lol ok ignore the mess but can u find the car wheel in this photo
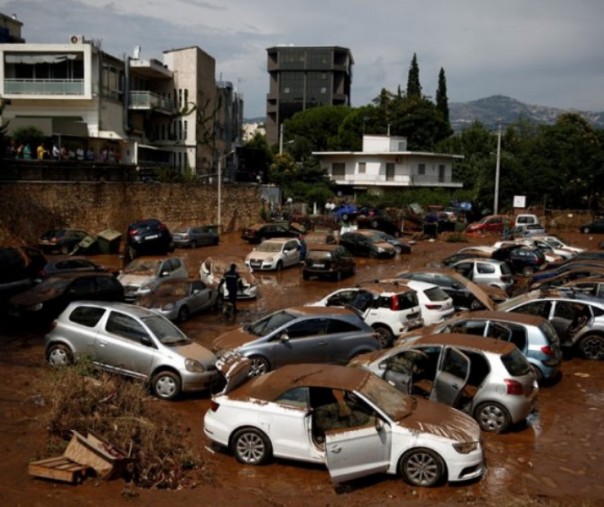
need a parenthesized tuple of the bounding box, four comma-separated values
(248, 356, 270, 377)
(60, 244, 70, 255)
(399, 448, 445, 487)
(522, 266, 534, 277)
(578, 334, 604, 360)
(47, 343, 72, 366)
(152, 370, 181, 400)
(276, 260, 283, 271)
(582, 227, 591, 234)
(532, 364, 544, 384)
(231, 428, 272, 466)
(178, 305, 190, 322)
(475, 402, 511, 433)
(373, 325, 394, 348)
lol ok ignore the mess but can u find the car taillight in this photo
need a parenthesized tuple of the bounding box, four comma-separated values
(159, 223, 167, 231)
(425, 304, 441, 310)
(504, 379, 524, 395)
(540, 345, 555, 356)
(128, 229, 138, 237)
(390, 295, 399, 311)
(210, 400, 220, 412)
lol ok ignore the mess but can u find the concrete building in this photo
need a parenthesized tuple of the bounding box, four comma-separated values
(313, 134, 463, 198)
(265, 45, 353, 146)
(0, 20, 242, 177)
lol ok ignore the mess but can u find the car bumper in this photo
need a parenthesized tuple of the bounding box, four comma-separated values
(247, 260, 277, 271)
(203, 409, 231, 447)
(445, 448, 485, 483)
(181, 369, 219, 393)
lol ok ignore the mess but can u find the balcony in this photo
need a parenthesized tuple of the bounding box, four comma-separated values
(4, 78, 84, 96)
(129, 91, 174, 114)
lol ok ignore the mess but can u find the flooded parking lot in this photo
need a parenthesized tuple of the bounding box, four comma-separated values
(0, 231, 602, 506)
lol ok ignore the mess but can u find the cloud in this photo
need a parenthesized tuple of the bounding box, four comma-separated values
(3, 0, 604, 117)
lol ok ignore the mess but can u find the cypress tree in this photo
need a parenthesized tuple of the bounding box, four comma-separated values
(436, 67, 450, 123)
(406, 53, 422, 98)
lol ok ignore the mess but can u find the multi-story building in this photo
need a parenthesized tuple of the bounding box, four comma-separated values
(0, 19, 242, 177)
(313, 134, 463, 198)
(265, 45, 353, 146)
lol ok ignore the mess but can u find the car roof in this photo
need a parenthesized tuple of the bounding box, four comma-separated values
(455, 310, 546, 326)
(233, 363, 371, 402)
(47, 271, 115, 281)
(286, 305, 358, 317)
(64, 300, 154, 316)
(306, 243, 342, 252)
(452, 257, 506, 265)
(408, 332, 516, 355)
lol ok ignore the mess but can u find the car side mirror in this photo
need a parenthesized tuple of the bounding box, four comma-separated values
(451, 283, 460, 289)
(279, 332, 290, 342)
(140, 335, 152, 347)
(378, 360, 387, 370)
(375, 417, 385, 432)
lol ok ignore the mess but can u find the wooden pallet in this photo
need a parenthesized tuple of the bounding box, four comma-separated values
(28, 456, 90, 484)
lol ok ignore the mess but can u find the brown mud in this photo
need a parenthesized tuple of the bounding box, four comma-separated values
(1, 231, 603, 506)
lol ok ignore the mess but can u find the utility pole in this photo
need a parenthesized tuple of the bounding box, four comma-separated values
(494, 122, 502, 215)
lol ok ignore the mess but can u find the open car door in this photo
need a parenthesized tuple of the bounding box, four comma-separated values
(325, 416, 391, 483)
(381, 349, 427, 393)
(429, 347, 470, 408)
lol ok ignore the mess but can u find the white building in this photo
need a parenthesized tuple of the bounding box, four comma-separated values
(313, 134, 463, 197)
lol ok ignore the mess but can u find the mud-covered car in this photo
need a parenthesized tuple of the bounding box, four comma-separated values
(172, 226, 219, 248)
(245, 238, 301, 271)
(302, 244, 356, 281)
(351, 333, 538, 433)
(241, 223, 302, 244)
(126, 218, 173, 258)
(118, 256, 188, 302)
(204, 359, 484, 487)
(0, 246, 46, 307)
(211, 306, 381, 376)
(136, 278, 219, 321)
(339, 230, 397, 258)
(200, 256, 258, 300)
(44, 301, 218, 400)
(37, 228, 89, 255)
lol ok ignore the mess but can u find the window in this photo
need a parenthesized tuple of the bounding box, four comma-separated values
(438, 165, 445, 182)
(106, 312, 148, 343)
(477, 263, 495, 274)
(276, 387, 310, 408)
(386, 163, 395, 181)
(418, 163, 426, 175)
(332, 162, 345, 178)
(325, 319, 363, 333)
(69, 306, 105, 328)
(70, 277, 95, 296)
(450, 320, 487, 336)
(285, 319, 326, 339)
(358, 162, 366, 174)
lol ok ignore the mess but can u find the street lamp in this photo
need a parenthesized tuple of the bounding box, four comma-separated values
(217, 150, 236, 232)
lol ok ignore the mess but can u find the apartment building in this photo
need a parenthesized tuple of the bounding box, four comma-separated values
(0, 19, 242, 177)
(265, 45, 353, 146)
(313, 135, 463, 197)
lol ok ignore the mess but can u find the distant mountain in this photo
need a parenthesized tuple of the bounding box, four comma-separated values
(449, 94, 604, 131)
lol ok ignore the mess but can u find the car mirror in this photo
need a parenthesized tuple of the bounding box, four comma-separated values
(374, 417, 385, 432)
(452, 283, 460, 289)
(378, 360, 388, 370)
(279, 332, 290, 342)
(140, 335, 152, 347)
(160, 271, 169, 277)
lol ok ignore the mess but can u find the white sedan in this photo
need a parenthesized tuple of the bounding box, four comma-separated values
(204, 359, 484, 487)
(245, 238, 301, 271)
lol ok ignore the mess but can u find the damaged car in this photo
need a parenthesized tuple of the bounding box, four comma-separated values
(200, 256, 258, 300)
(350, 333, 538, 433)
(204, 358, 484, 487)
(118, 256, 188, 302)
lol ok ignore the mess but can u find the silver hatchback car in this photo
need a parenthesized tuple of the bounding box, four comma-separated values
(44, 301, 218, 400)
(350, 333, 538, 433)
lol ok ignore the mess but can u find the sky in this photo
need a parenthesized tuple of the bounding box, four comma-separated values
(2, 0, 604, 118)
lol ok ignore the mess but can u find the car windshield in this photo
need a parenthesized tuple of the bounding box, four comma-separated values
(246, 310, 298, 336)
(156, 283, 189, 297)
(32, 277, 72, 292)
(173, 228, 191, 234)
(256, 242, 283, 253)
(501, 348, 532, 376)
(307, 250, 333, 261)
(142, 315, 191, 345)
(358, 374, 414, 420)
(123, 258, 161, 274)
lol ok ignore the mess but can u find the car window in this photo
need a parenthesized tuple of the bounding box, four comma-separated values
(96, 276, 119, 291)
(554, 301, 586, 320)
(501, 348, 532, 376)
(424, 286, 450, 302)
(450, 320, 487, 336)
(325, 318, 364, 333)
(477, 263, 496, 274)
(70, 277, 96, 295)
(504, 324, 528, 350)
(441, 347, 469, 378)
(142, 314, 190, 345)
(247, 310, 297, 336)
(396, 291, 419, 310)
(514, 301, 551, 318)
(69, 305, 105, 327)
(285, 318, 327, 339)
(106, 311, 149, 343)
(326, 290, 357, 306)
(275, 387, 309, 408)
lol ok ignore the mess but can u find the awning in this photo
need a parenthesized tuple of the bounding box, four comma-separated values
(7, 116, 88, 137)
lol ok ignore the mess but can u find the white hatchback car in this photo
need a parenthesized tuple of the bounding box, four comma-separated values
(449, 258, 514, 292)
(245, 238, 301, 271)
(307, 281, 424, 347)
(204, 359, 484, 487)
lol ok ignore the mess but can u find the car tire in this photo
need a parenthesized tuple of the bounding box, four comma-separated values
(399, 448, 445, 487)
(276, 260, 283, 271)
(47, 343, 72, 366)
(475, 402, 511, 433)
(248, 356, 270, 376)
(231, 427, 272, 466)
(178, 305, 190, 322)
(373, 325, 394, 348)
(577, 334, 604, 360)
(152, 370, 181, 400)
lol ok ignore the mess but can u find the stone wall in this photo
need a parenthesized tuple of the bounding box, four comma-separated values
(0, 181, 263, 245)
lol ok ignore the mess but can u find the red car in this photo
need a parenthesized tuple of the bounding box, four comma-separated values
(466, 215, 506, 234)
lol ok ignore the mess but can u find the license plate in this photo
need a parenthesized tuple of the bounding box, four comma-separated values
(313, 263, 325, 268)
(145, 234, 159, 240)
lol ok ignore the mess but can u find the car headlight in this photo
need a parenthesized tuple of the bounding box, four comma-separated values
(453, 441, 479, 454)
(376, 247, 385, 253)
(162, 303, 175, 311)
(185, 358, 205, 373)
(29, 303, 44, 312)
(266, 257, 274, 263)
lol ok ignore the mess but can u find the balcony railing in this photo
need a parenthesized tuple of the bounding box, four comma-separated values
(129, 91, 173, 113)
(4, 78, 85, 96)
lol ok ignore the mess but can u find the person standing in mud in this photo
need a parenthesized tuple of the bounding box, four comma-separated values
(218, 263, 242, 315)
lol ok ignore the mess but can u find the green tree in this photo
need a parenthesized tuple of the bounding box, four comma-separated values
(406, 53, 422, 98)
(12, 126, 45, 152)
(435, 68, 449, 124)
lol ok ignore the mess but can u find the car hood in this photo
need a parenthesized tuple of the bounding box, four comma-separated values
(174, 341, 217, 367)
(10, 286, 59, 305)
(212, 328, 256, 352)
(117, 273, 154, 287)
(137, 293, 182, 307)
(398, 397, 481, 441)
(247, 250, 280, 261)
(375, 241, 395, 251)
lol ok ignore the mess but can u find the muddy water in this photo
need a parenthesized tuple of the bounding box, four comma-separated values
(1, 232, 602, 506)
(172, 233, 604, 505)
